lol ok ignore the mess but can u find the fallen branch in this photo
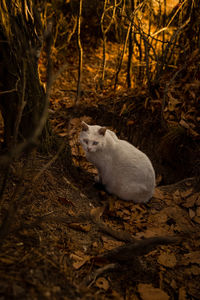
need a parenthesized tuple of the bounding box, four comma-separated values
(96, 235, 181, 264)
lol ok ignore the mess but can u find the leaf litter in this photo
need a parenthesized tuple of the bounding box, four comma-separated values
(1, 32, 200, 300)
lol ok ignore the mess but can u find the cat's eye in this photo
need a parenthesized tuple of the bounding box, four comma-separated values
(83, 139, 88, 144)
(93, 141, 99, 145)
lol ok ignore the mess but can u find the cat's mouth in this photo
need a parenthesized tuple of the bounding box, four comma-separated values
(87, 148, 96, 153)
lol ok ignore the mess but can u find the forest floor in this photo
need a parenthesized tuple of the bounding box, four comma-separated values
(0, 42, 200, 300)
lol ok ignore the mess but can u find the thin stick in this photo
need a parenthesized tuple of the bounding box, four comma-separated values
(76, 0, 83, 104)
(13, 60, 27, 146)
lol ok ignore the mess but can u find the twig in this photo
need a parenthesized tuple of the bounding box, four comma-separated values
(76, 0, 83, 104)
(11, 213, 90, 235)
(0, 78, 19, 95)
(127, 0, 134, 88)
(32, 141, 65, 183)
(114, 20, 132, 90)
(100, 0, 117, 89)
(13, 60, 27, 146)
(155, 9, 192, 82)
(81, 263, 118, 287)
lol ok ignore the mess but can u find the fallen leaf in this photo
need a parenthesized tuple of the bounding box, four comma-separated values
(69, 223, 91, 232)
(58, 131, 68, 137)
(102, 236, 124, 250)
(182, 193, 198, 208)
(193, 216, 200, 224)
(120, 103, 127, 115)
(196, 195, 200, 206)
(111, 290, 124, 300)
(181, 251, 200, 265)
(180, 189, 193, 198)
(188, 208, 195, 219)
(127, 120, 135, 126)
(189, 127, 199, 138)
(90, 206, 105, 222)
(170, 279, 177, 289)
(70, 251, 90, 269)
(179, 119, 190, 129)
(149, 212, 168, 224)
(138, 283, 169, 300)
(196, 207, 200, 216)
(172, 190, 181, 204)
(178, 287, 187, 300)
(96, 277, 109, 291)
(157, 252, 177, 268)
(185, 265, 200, 276)
(57, 197, 75, 206)
(153, 188, 165, 200)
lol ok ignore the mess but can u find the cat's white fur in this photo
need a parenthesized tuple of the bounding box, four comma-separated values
(79, 122, 155, 203)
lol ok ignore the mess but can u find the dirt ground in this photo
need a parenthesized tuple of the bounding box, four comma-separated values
(0, 121, 200, 300)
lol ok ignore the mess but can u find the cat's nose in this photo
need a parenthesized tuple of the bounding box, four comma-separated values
(87, 147, 92, 152)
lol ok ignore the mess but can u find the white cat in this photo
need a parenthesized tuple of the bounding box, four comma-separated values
(79, 122, 155, 203)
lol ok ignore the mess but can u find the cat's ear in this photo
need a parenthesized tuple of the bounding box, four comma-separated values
(98, 127, 107, 136)
(81, 121, 89, 131)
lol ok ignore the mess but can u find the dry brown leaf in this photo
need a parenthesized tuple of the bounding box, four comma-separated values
(188, 208, 195, 219)
(153, 188, 165, 200)
(178, 287, 187, 300)
(90, 206, 105, 222)
(170, 279, 177, 289)
(189, 127, 199, 137)
(185, 265, 200, 276)
(180, 189, 193, 199)
(136, 228, 168, 239)
(70, 251, 90, 269)
(160, 206, 194, 232)
(96, 277, 109, 291)
(58, 131, 68, 137)
(92, 241, 98, 248)
(196, 195, 200, 206)
(157, 252, 177, 268)
(172, 190, 181, 204)
(181, 251, 200, 265)
(182, 193, 198, 208)
(120, 103, 127, 116)
(179, 119, 190, 129)
(149, 212, 168, 224)
(193, 216, 200, 224)
(138, 283, 169, 300)
(101, 236, 124, 250)
(196, 207, 200, 216)
(69, 223, 91, 232)
(127, 120, 135, 126)
(111, 290, 125, 300)
(167, 93, 181, 112)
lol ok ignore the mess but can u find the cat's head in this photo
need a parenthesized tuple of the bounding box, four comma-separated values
(79, 121, 107, 153)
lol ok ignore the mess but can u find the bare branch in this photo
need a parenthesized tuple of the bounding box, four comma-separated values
(0, 21, 53, 167)
(0, 78, 19, 95)
(13, 60, 27, 146)
(76, 0, 83, 104)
